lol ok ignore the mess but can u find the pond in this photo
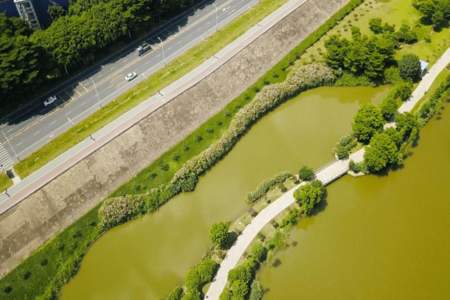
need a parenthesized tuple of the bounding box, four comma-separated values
(60, 86, 388, 300)
(258, 97, 450, 299)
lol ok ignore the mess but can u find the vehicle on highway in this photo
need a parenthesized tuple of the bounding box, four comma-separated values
(125, 72, 138, 81)
(137, 42, 152, 56)
(43, 95, 58, 107)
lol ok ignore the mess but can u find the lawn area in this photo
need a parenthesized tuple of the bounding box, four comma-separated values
(299, 0, 450, 66)
(0, 173, 12, 193)
(14, 0, 288, 178)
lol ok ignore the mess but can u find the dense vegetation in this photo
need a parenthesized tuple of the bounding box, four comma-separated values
(293, 180, 326, 215)
(413, 0, 450, 30)
(0, 0, 203, 109)
(209, 222, 236, 250)
(247, 172, 294, 204)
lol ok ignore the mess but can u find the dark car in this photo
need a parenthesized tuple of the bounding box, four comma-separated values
(137, 42, 152, 56)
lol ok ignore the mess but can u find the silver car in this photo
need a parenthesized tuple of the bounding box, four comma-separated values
(125, 72, 137, 81)
(44, 95, 58, 107)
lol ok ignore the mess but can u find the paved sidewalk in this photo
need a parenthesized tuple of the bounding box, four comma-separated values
(205, 48, 450, 300)
(0, 0, 311, 214)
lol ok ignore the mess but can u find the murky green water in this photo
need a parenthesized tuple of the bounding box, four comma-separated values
(60, 86, 387, 300)
(258, 100, 450, 299)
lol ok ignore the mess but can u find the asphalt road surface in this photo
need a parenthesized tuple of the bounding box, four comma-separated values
(0, 0, 257, 166)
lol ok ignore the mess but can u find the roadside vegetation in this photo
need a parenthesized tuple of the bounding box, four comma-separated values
(0, 0, 238, 112)
(0, 173, 12, 192)
(0, 1, 363, 298)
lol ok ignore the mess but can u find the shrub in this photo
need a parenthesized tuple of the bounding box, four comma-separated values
(398, 54, 421, 82)
(393, 81, 413, 101)
(248, 243, 267, 263)
(166, 286, 184, 300)
(294, 180, 326, 215)
(280, 208, 301, 228)
(396, 112, 419, 141)
(396, 24, 418, 44)
(249, 280, 265, 300)
(364, 132, 399, 173)
(335, 135, 357, 159)
(298, 166, 315, 181)
(352, 104, 384, 143)
(247, 172, 294, 203)
(209, 222, 234, 249)
(185, 259, 219, 293)
(380, 95, 399, 121)
(349, 160, 364, 173)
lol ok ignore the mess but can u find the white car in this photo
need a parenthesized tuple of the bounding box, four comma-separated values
(44, 95, 58, 107)
(125, 72, 137, 81)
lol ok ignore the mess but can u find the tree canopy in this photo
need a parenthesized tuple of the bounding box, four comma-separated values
(364, 132, 399, 172)
(325, 27, 395, 81)
(352, 104, 385, 144)
(413, 0, 450, 30)
(293, 180, 326, 216)
(398, 54, 422, 82)
(209, 222, 232, 249)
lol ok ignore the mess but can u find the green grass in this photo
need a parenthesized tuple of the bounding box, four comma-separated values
(412, 67, 450, 114)
(14, 0, 288, 178)
(298, 0, 450, 66)
(0, 173, 12, 193)
(0, 1, 365, 299)
(0, 208, 100, 300)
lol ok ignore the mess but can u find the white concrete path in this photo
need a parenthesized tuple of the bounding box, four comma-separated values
(0, 0, 311, 214)
(205, 47, 450, 300)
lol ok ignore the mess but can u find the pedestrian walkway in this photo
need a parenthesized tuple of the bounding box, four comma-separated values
(205, 49, 450, 300)
(0, 142, 14, 171)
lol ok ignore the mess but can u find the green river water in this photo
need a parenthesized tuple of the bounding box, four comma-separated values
(259, 97, 450, 299)
(61, 86, 387, 300)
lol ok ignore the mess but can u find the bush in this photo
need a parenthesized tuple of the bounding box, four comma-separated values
(398, 54, 421, 82)
(349, 160, 365, 173)
(419, 75, 450, 122)
(280, 208, 301, 228)
(352, 104, 384, 143)
(364, 132, 399, 173)
(294, 180, 326, 215)
(396, 24, 418, 44)
(396, 112, 419, 141)
(248, 243, 267, 263)
(249, 281, 265, 300)
(210, 222, 234, 249)
(380, 95, 400, 121)
(166, 286, 184, 300)
(335, 135, 357, 159)
(185, 259, 219, 293)
(298, 166, 315, 181)
(247, 172, 294, 203)
(392, 81, 413, 101)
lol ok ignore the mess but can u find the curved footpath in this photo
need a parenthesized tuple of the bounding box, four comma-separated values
(205, 47, 450, 300)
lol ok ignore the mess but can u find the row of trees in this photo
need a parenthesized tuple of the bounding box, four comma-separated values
(0, 0, 202, 109)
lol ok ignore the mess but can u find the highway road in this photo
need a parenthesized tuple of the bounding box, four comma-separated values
(0, 0, 257, 167)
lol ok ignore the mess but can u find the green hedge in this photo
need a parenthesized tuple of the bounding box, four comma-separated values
(247, 172, 294, 203)
(419, 75, 450, 123)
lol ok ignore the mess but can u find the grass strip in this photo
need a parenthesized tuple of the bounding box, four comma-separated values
(0, 173, 12, 193)
(0, 0, 364, 299)
(14, 0, 287, 178)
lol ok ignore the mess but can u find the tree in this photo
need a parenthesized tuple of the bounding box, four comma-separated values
(380, 95, 399, 121)
(48, 4, 66, 21)
(396, 112, 419, 141)
(352, 104, 385, 143)
(364, 132, 399, 172)
(398, 54, 422, 82)
(298, 166, 315, 181)
(396, 24, 418, 44)
(369, 18, 383, 34)
(294, 180, 326, 215)
(209, 222, 232, 249)
(393, 81, 413, 101)
(413, 0, 450, 30)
